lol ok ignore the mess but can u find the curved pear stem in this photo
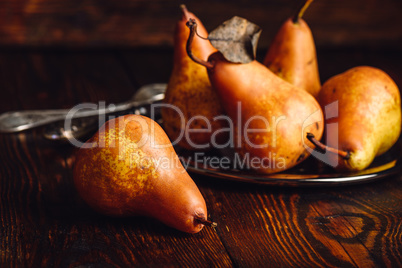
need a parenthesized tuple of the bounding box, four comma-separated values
(306, 133, 351, 160)
(181, 6, 209, 41)
(195, 215, 217, 228)
(186, 19, 214, 69)
(293, 0, 314, 23)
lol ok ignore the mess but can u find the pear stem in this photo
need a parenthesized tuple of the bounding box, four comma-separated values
(186, 19, 214, 69)
(180, 4, 189, 20)
(195, 215, 217, 228)
(180, 4, 187, 14)
(292, 0, 314, 23)
(307, 133, 351, 160)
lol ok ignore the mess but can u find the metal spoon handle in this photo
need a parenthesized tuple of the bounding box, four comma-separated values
(0, 103, 133, 133)
(0, 83, 166, 133)
(0, 109, 72, 133)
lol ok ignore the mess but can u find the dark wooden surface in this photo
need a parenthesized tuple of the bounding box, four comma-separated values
(0, 47, 401, 267)
(0, 0, 401, 49)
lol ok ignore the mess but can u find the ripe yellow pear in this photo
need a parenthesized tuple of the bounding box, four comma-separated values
(186, 19, 324, 174)
(162, 5, 225, 150)
(315, 66, 401, 171)
(263, 0, 321, 97)
(73, 115, 215, 233)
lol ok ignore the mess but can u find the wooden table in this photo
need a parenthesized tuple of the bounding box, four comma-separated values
(0, 48, 401, 267)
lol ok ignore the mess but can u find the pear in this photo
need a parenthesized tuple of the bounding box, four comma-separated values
(186, 19, 324, 174)
(263, 0, 321, 97)
(311, 66, 401, 171)
(73, 115, 215, 233)
(161, 5, 226, 150)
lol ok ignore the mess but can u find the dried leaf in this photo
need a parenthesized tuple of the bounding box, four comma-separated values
(208, 16, 262, 64)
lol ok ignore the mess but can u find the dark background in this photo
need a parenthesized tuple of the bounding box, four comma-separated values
(1, 0, 401, 86)
(0, 0, 401, 50)
(0, 1, 401, 267)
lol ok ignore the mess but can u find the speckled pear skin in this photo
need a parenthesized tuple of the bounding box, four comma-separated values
(73, 115, 208, 233)
(318, 66, 401, 171)
(263, 18, 321, 98)
(161, 5, 226, 150)
(207, 52, 324, 174)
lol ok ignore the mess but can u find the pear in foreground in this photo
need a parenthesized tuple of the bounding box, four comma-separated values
(263, 0, 321, 97)
(315, 66, 401, 171)
(73, 115, 214, 233)
(162, 5, 225, 150)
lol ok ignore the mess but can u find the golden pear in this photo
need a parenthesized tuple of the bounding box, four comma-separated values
(73, 115, 215, 233)
(263, 0, 321, 97)
(316, 66, 401, 171)
(162, 5, 226, 150)
(186, 19, 324, 174)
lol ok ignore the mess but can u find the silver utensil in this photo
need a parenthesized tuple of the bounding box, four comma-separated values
(0, 83, 167, 140)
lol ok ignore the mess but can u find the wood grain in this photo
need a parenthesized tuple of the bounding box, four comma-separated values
(0, 0, 401, 49)
(0, 51, 232, 267)
(0, 48, 401, 267)
(196, 175, 402, 267)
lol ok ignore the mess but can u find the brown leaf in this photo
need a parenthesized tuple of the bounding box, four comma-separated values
(208, 16, 262, 64)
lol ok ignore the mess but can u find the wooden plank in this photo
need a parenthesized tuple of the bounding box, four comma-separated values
(115, 47, 173, 87)
(0, 51, 232, 267)
(0, 51, 136, 112)
(0, 0, 401, 49)
(120, 47, 402, 93)
(194, 173, 402, 267)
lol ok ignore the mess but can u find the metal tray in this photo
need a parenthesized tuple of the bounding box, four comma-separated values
(174, 144, 401, 187)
